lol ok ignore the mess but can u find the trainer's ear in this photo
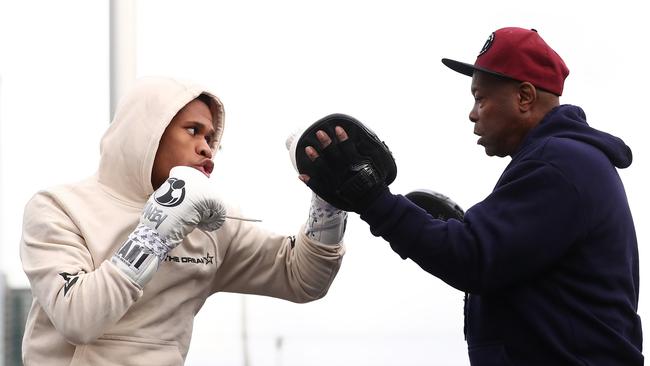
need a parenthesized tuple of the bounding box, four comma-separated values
(518, 82, 536, 112)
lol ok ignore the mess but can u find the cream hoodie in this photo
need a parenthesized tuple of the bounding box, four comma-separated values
(20, 76, 345, 366)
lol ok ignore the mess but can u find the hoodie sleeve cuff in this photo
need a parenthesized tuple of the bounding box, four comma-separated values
(359, 189, 411, 258)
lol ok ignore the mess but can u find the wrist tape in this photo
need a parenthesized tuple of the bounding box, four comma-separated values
(305, 194, 348, 245)
(111, 224, 172, 287)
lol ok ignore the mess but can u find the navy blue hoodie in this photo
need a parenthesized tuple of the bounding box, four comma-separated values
(361, 105, 642, 365)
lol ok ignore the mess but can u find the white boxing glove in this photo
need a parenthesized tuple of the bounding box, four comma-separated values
(286, 130, 347, 245)
(111, 166, 226, 287)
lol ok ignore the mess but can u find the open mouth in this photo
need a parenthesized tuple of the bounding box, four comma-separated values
(194, 160, 214, 177)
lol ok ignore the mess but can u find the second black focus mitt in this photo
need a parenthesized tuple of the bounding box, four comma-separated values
(405, 189, 465, 221)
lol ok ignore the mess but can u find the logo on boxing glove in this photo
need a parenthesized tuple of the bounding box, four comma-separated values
(154, 177, 186, 207)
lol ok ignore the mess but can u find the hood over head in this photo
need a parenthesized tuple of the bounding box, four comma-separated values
(98, 76, 225, 204)
(522, 104, 632, 169)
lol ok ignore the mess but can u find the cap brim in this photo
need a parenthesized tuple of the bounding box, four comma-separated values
(442, 58, 520, 83)
(441, 58, 475, 77)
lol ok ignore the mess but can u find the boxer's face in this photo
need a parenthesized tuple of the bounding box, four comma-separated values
(151, 98, 216, 189)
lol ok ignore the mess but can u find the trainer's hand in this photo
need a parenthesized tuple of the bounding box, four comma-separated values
(288, 113, 396, 213)
(142, 165, 226, 248)
(302, 126, 386, 213)
(300, 126, 348, 182)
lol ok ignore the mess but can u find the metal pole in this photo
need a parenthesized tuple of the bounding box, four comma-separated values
(109, 0, 136, 121)
(0, 76, 4, 366)
(241, 295, 251, 366)
(0, 273, 5, 366)
(275, 336, 283, 366)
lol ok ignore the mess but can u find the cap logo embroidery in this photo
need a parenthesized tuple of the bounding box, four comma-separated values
(478, 32, 495, 57)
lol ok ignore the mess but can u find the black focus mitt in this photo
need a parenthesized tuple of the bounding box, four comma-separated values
(405, 189, 464, 221)
(289, 113, 397, 212)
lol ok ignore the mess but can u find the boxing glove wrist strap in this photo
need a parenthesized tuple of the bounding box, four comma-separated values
(111, 224, 171, 287)
(305, 194, 347, 245)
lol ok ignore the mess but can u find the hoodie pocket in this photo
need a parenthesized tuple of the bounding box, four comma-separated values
(70, 334, 183, 366)
(468, 342, 513, 366)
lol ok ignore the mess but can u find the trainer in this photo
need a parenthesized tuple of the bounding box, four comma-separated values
(296, 27, 643, 365)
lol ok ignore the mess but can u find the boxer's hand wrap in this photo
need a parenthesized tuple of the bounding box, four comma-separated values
(305, 194, 347, 245)
(112, 166, 226, 287)
(290, 114, 397, 213)
(111, 224, 169, 287)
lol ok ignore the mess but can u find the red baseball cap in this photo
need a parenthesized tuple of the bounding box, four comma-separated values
(442, 27, 569, 96)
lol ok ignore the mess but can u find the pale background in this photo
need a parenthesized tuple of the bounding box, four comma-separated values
(1, 1, 648, 365)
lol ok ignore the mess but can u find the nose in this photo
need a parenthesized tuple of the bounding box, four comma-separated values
(198, 139, 213, 159)
(469, 104, 478, 123)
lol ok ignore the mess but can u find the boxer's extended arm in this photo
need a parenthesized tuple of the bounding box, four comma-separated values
(201, 135, 347, 302)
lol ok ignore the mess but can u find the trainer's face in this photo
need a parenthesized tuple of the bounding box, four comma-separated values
(469, 71, 527, 157)
(151, 98, 216, 189)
